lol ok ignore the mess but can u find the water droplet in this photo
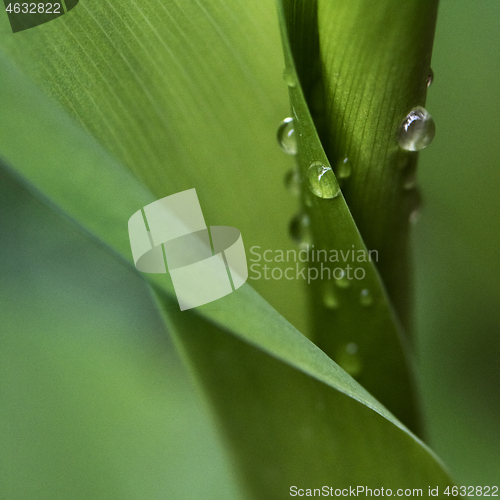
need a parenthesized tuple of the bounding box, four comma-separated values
(334, 269, 351, 289)
(289, 213, 312, 249)
(304, 192, 313, 207)
(322, 282, 339, 310)
(409, 207, 421, 224)
(283, 67, 297, 88)
(397, 106, 435, 151)
(426, 68, 434, 88)
(336, 343, 362, 377)
(360, 288, 373, 306)
(403, 170, 416, 190)
(284, 168, 301, 196)
(408, 188, 422, 224)
(277, 117, 297, 155)
(337, 157, 351, 179)
(307, 162, 340, 199)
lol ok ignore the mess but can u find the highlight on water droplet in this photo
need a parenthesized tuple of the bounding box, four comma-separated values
(277, 117, 297, 155)
(336, 342, 362, 377)
(334, 268, 351, 289)
(307, 162, 340, 199)
(283, 67, 297, 88)
(322, 282, 339, 310)
(397, 106, 435, 151)
(337, 157, 351, 179)
(426, 68, 434, 88)
(360, 288, 373, 307)
(284, 168, 301, 196)
(289, 212, 312, 249)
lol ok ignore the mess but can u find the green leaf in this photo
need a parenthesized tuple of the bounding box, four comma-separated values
(0, 168, 242, 500)
(0, 0, 454, 496)
(277, 0, 439, 431)
(0, 0, 309, 335)
(1, 158, 453, 496)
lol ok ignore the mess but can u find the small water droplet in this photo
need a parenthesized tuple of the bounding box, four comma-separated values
(336, 342, 362, 377)
(426, 68, 434, 88)
(284, 168, 301, 196)
(277, 117, 297, 155)
(289, 213, 312, 249)
(335, 269, 351, 289)
(304, 192, 313, 207)
(322, 282, 339, 310)
(307, 162, 340, 199)
(360, 288, 373, 306)
(408, 188, 422, 224)
(337, 157, 351, 179)
(409, 207, 421, 224)
(403, 170, 416, 190)
(397, 106, 435, 151)
(283, 67, 297, 88)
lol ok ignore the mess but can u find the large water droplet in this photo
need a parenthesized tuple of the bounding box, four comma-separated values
(398, 106, 435, 151)
(426, 68, 434, 88)
(283, 67, 297, 88)
(289, 213, 312, 249)
(277, 117, 297, 155)
(336, 343, 362, 377)
(322, 282, 339, 310)
(284, 168, 301, 196)
(337, 157, 351, 179)
(307, 162, 340, 199)
(360, 288, 373, 307)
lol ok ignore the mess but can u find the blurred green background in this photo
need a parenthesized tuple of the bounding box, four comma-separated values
(415, 0, 500, 486)
(0, 0, 498, 497)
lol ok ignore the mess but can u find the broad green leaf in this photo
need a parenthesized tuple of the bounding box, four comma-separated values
(0, 160, 454, 497)
(0, 0, 454, 496)
(0, 0, 434, 430)
(0, 0, 309, 335)
(0, 168, 242, 500)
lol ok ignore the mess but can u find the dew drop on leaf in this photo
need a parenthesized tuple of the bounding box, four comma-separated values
(397, 106, 435, 151)
(284, 168, 301, 196)
(336, 343, 362, 377)
(307, 162, 340, 199)
(409, 188, 422, 224)
(277, 117, 297, 155)
(337, 157, 351, 179)
(335, 268, 351, 289)
(289, 212, 312, 249)
(282, 67, 297, 88)
(304, 192, 313, 207)
(403, 170, 417, 190)
(360, 288, 373, 307)
(409, 207, 421, 224)
(322, 282, 339, 310)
